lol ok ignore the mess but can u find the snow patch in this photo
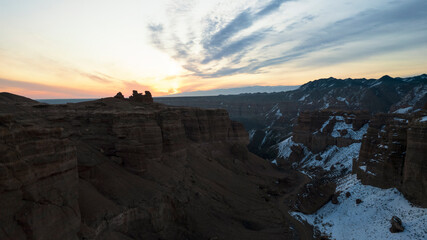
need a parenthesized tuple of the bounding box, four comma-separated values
(393, 118, 408, 123)
(320, 116, 368, 140)
(321, 102, 330, 110)
(277, 137, 297, 159)
(299, 94, 309, 101)
(369, 81, 382, 88)
(299, 143, 361, 173)
(410, 85, 427, 105)
(248, 129, 256, 141)
(332, 123, 369, 140)
(320, 116, 334, 132)
(292, 175, 427, 240)
(260, 130, 271, 146)
(266, 104, 279, 117)
(393, 107, 413, 114)
(419, 116, 427, 123)
(336, 97, 349, 105)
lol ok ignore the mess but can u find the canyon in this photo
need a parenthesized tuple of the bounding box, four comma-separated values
(156, 74, 427, 159)
(0, 92, 312, 240)
(155, 74, 427, 239)
(1, 74, 426, 240)
(277, 108, 427, 239)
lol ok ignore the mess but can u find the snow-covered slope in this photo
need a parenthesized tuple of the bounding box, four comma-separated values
(276, 136, 362, 177)
(292, 175, 427, 240)
(275, 113, 369, 177)
(278, 110, 427, 239)
(156, 74, 427, 161)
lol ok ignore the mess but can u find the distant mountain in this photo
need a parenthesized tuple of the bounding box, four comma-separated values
(156, 74, 427, 238)
(37, 98, 98, 104)
(163, 85, 299, 97)
(156, 74, 427, 158)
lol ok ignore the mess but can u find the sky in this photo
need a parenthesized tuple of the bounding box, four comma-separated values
(0, 0, 426, 98)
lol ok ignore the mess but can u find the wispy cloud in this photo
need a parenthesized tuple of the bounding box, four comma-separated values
(147, 23, 164, 49)
(78, 72, 114, 84)
(0, 77, 103, 98)
(147, 0, 427, 78)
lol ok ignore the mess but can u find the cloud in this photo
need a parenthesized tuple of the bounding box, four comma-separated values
(203, 10, 253, 50)
(147, 0, 427, 79)
(202, 1, 427, 77)
(203, 0, 289, 50)
(148, 0, 289, 65)
(148, 23, 164, 49)
(255, 0, 288, 17)
(0, 78, 103, 97)
(202, 28, 269, 64)
(78, 72, 114, 84)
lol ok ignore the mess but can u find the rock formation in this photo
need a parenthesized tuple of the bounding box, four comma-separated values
(273, 108, 427, 212)
(292, 179, 336, 214)
(0, 92, 313, 240)
(389, 216, 404, 233)
(128, 90, 153, 103)
(114, 92, 124, 99)
(156, 74, 427, 160)
(0, 115, 80, 240)
(402, 116, 427, 207)
(353, 111, 427, 207)
(292, 111, 369, 154)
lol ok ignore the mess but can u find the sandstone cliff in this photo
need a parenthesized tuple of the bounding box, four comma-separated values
(353, 112, 427, 207)
(292, 111, 370, 154)
(0, 93, 312, 240)
(0, 115, 80, 240)
(274, 108, 426, 208)
(156, 74, 427, 160)
(402, 117, 427, 207)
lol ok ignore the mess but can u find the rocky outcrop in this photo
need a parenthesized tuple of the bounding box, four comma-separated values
(389, 216, 405, 233)
(354, 114, 408, 188)
(292, 179, 336, 214)
(401, 116, 427, 207)
(156, 74, 427, 160)
(292, 111, 369, 154)
(0, 115, 80, 240)
(0, 92, 311, 240)
(353, 111, 427, 207)
(129, 90, 153, 103)
(114, 92, 125, 99)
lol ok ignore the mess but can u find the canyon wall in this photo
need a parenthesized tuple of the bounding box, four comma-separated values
(353, 112, 427, 207)
(276, 108, 426, 209)
(292, 111, 370, 154)
(402, 118, 427, 207)
(0, 93, 310, 240)
(0, 115, 80, 240)
(156, 74, 427, 160)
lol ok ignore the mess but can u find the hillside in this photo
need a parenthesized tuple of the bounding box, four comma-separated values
(156, 74, 427, 159)
(0, 92, 313, 240)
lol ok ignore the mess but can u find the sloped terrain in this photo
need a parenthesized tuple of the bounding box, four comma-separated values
(0, 92, 313, 240)
(156, 74, 427, 159)
(275, 108, 427, 239)
(156, 74, 427, 239)
(292, 175, 427, 240)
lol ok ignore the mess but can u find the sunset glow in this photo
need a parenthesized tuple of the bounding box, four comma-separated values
(1, 0, 426, 98)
